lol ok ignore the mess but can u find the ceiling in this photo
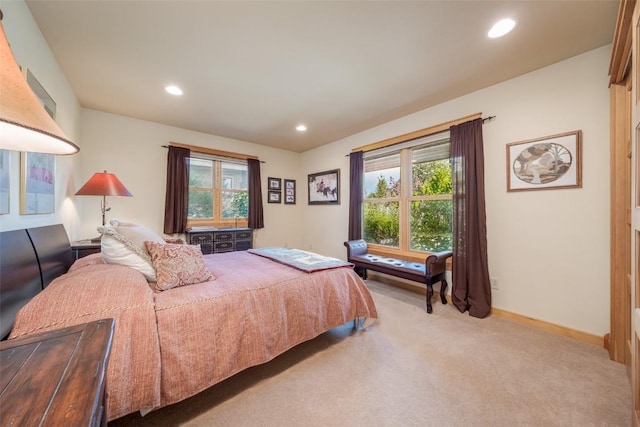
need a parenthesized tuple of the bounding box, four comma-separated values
(24, 1, 619, 153)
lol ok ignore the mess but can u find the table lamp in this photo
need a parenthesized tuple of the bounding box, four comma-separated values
(76, 171, 132, 240)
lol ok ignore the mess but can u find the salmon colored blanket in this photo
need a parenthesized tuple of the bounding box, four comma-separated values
(9, 250, 378, 421)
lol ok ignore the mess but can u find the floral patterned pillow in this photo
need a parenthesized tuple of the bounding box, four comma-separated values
(145, 242, 214, 291)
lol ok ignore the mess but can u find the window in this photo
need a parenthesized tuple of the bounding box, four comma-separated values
(363, 137, 451, 253)
(187, 154, 248, 226)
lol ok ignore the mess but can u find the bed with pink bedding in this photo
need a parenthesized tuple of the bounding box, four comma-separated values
(7, 247, 378, 421)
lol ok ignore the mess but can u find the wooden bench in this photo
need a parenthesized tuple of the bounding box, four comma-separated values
(344, 240, 453, 314)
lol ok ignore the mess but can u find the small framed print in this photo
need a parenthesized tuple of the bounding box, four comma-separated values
(284, 179, 296, 205)
(268, 190, 282, 203)
(268, 177, 282, 191)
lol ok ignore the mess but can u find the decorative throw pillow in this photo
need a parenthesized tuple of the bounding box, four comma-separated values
(98, 222, 165, 281)
(145, 241, 214, 291)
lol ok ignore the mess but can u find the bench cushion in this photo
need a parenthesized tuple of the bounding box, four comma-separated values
(349, 254, 425, 283)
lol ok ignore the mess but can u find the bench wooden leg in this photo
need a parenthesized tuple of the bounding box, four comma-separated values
(357, 267, 368, 280)
(426, 280, 448, 313)
(440, 280, 448, 305)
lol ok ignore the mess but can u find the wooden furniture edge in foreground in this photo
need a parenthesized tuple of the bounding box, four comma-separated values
(0, 319, 115, 426)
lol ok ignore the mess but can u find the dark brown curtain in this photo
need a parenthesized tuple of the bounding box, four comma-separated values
(247, 158, 264, 229)
(348, 151, 364, 240)
(163, 146, 190, 234)
(450, 118, 491, 318)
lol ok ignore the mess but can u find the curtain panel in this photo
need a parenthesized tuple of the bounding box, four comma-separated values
(163, 146, 190, 234)
(247, 158, 264, 229)
(348, 151, 364, 240)
(450, 118, 491, 318)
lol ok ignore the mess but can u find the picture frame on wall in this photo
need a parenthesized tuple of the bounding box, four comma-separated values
(268, 190, 281, 203)
(506, 130, 582, 192)
(268, 177, 282, 191)
(0, 150, 9, 214)
(284, 179, 296, 205)
(20, 152, 55, 214)
(308, 169, 339, 205)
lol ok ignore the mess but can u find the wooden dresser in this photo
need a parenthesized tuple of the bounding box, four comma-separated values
(186, 227, 253, 255)
(0, 319, 115, 426)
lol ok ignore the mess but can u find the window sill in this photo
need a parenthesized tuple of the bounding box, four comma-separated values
(187, 219, 249, 229)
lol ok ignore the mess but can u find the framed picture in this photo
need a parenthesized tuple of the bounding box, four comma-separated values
(308, 169, 340, 205)
(268, 177, 282, 191)
(506, 130, 582, 192)
(24, 67, 56, 119)
(268, 190, 281, 203)
(0, 150, 9, 214)
(20, 152, 55, 214)
(284, 179, 296, 205)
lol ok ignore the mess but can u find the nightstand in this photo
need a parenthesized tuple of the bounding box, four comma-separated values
(71, 239, 101, 260)
(0, 319, 115, 426)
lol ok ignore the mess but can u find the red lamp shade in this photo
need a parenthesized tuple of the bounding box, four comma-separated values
(75, 171, 132, 197)
(76, 171, 132, 228)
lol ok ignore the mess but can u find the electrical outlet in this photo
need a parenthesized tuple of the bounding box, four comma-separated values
(490, 278, 499, 290)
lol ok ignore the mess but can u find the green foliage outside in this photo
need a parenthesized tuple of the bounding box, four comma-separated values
(188, 190, 213, 218)
(363, 158, 452, 252)
(188, 190, 248, 219)
(223, 191, 248, 218)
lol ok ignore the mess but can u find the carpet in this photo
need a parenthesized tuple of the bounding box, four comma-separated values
(110, 280, 631, 426)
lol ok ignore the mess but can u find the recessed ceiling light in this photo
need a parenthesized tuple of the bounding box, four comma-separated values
(165, 85, 183, 96)
(296, 124, 307, 132)
(488, 18, 516, 38)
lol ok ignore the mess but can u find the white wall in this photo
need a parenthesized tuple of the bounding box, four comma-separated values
(0, 0, 82, 237)
(78, 110, 303, 249)
(301, 45, 612, 336)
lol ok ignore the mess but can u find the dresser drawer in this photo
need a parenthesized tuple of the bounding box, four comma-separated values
(236, 231, 252, 240)
(214, 232, 234, 242)
(199, 244, 213, 255)
(235, 240, 252, 251)
(186, 228, 252, 255)
(214, 241, 234, 252)
(189, 233, 213, 244)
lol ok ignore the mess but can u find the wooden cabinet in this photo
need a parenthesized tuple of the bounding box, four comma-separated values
(0, 319, 114, 426)
(186, 228, 253, 255)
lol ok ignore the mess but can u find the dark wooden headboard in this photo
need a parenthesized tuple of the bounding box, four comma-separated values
(0, 224, 74, 339)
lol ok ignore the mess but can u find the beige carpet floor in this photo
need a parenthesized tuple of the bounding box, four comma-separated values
(110, 280, 631, 427)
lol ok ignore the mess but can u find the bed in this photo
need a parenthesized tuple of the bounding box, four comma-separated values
(0, 224, 378, 421)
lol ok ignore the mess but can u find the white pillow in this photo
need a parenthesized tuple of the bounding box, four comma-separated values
(97, 221, 165, 281)
(109, 219, 165, 252)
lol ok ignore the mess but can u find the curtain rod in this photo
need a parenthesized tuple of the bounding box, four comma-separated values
(161, 144, 265, 163)
(345, 115, 496, 156)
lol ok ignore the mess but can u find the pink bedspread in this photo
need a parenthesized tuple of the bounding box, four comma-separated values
(9, 262, 161, 421)
(8, 251, 378, 421)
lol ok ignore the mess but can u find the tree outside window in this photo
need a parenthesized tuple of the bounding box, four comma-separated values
(363, 141, 452, 253)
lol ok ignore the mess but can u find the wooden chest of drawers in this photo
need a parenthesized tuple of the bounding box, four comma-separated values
(186, 228, 253, 255)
